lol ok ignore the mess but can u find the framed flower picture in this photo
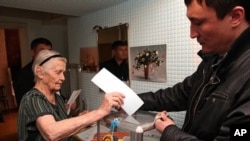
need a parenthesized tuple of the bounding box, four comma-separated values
(130, 44, 166, 82)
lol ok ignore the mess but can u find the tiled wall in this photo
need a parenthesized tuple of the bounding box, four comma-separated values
(67, 0, 201, 128)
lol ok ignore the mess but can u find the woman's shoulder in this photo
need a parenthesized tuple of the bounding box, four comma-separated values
(24, 88, 46, 100)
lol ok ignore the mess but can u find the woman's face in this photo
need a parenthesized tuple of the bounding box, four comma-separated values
(42, 59, 66, 92)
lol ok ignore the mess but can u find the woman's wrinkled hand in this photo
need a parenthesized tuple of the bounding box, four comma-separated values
(98, 92, 125, 115)
(65, 101, 77, 110)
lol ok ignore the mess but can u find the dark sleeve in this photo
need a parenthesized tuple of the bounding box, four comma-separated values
(138, 75, 193, 112)
(138, 61, 205, 112)
(160, 125, 199, 141)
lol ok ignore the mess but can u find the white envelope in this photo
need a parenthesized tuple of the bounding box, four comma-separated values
(91, 68, 144, 115)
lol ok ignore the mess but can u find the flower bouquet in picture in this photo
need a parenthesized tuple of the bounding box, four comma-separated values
(133, 49, 164, 79)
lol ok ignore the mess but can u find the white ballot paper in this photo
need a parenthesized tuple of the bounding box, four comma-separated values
(91, 68, 144, 115)
(67, 89, 82, 115)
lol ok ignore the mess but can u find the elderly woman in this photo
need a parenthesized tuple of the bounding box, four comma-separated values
(18, 50, 125, 141)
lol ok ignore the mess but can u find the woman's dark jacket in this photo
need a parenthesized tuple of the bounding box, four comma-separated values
(139, 27, 250, 141)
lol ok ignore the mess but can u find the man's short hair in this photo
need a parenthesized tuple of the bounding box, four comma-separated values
(31, 37, 52, 50)
(184, 0, 250, 22)
(112, 40, 127, 50)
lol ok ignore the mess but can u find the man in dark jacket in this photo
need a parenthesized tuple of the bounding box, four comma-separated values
(99, 40, 129, 82)
(139, 0, 250, 140)
(13, 37, 52, 107)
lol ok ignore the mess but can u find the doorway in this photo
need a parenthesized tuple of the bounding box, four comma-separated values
(0, 23, 28, 110)
(4, 29, 22, 83)
(97, 23, 128, 65)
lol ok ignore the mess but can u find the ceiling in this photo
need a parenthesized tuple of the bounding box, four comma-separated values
(0, 0, 127, 23)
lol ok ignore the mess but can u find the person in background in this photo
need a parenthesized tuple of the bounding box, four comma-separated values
(99, 40, 129, 82)
(138, 0, 250, 140)
(13, 37, 52, 107)
(18, 50, 125, 141)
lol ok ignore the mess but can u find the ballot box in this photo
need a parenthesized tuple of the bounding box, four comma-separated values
(74, 110, 160, 141)
(102, 110, 161, 141)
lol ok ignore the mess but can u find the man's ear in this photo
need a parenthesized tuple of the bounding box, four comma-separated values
(230, 6, 245, 27)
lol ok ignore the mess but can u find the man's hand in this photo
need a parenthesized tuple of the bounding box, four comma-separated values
(154, 111, 176, 133)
